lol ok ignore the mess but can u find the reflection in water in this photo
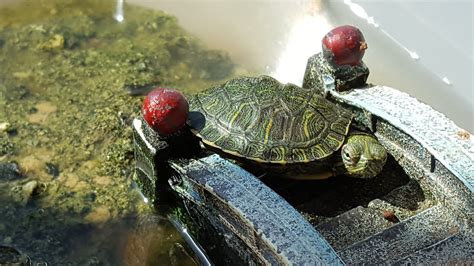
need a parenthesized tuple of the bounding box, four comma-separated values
(114, 0, 125, 23)
(272, 14, 331, 85)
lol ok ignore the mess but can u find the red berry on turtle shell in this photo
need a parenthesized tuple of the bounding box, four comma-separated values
(322, 25, 367, 66)
(142, 88, 189, 136)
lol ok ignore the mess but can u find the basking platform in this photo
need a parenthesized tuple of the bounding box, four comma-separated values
(133, 56, 473, 264)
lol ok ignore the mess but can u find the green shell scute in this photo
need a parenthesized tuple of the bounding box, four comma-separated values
(188, 76, 352, 163)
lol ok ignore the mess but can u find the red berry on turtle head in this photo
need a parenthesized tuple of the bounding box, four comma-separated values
(322, 25, 367, 66)
(142, 87, 189, 136)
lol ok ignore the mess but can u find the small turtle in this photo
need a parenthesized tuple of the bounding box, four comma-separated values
(188, 75, 387, 179)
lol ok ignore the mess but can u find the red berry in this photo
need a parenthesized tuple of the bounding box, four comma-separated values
(142, 88, 189, 136)
(322, 25, 367, 66)
(382, 210, 400, 223)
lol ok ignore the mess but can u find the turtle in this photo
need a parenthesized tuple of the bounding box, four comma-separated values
(187, 75, 387, 179)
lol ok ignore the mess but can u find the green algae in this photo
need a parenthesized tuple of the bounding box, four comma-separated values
(0, 0, 241, 264)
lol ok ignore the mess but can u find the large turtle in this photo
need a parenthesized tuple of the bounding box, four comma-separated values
(187, 75, 387, 179)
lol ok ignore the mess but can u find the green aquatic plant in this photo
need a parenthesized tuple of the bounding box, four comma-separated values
(0, 0, 236, 263)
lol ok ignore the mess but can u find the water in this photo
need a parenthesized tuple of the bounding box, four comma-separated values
(131, 0, 472, 132)
(0, 0, 237, 264)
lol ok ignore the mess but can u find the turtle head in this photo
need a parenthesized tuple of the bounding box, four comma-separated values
(340, 134, 387, 178)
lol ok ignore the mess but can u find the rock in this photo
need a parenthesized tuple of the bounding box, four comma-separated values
(0, 122, 11, 132)
(93, 175, 113, 186)
(61, 173, 79, 188)
(44, 162, 60, 177)
(0, 122, 16, 136)
(84, 206, 111, 224)
(17, 150, 55, 180)
(22, 180, 39, 200)
(0, 245, 31, 265)
(39, 34, 65, 50)
(0, 162, 23, 181)
(27, 101, 57, 125)
(9, 181, 42, 205)
(12, 71, 32, 79)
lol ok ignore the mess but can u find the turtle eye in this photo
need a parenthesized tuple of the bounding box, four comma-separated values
(342, 149, 351, 162)
(342, 147, 359, 165)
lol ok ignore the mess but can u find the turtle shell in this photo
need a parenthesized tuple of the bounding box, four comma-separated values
(188, 76, 353, 164)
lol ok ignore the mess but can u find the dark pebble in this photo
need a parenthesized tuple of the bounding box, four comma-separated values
(45, 162, 60, 177)
(84, 192, 96, 202)
(0, 162, 23, 181)
(28, 107, 38, 114)
(7, 128, 18, 137)
(80, 205, 92, 215)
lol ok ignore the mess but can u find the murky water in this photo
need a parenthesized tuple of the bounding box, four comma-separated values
(0, 0, 240, 264)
